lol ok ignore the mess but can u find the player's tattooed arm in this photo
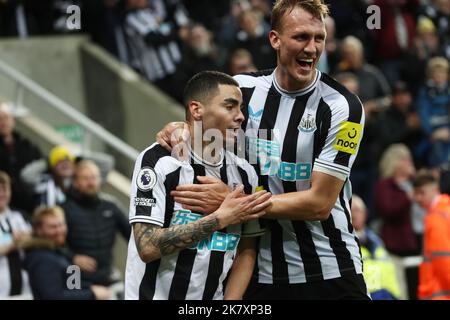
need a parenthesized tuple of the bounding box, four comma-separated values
(133, 216, 219, 262)
(133, 185, 272, 262)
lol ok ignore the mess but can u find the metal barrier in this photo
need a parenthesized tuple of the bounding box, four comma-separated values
(0, 59, 139, 162)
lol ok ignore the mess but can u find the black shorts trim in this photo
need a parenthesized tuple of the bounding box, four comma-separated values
(244, 273, 370, 300)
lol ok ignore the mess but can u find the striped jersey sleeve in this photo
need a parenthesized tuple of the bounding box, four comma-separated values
(129, 143, 181, 226)
(313, 74, 365, 181)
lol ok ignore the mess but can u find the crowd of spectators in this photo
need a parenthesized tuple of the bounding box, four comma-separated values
(0, 103, 129, 299)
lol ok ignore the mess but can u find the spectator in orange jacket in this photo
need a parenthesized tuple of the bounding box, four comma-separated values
(413, 171, 450, 300)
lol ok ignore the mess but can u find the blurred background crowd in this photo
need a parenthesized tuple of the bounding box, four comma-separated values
(1, 0, 450, 300)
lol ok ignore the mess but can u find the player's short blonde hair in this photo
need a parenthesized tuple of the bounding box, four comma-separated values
(271, 0, 329, 31)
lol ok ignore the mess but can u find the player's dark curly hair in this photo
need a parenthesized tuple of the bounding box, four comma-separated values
(183, 71, 239, 120)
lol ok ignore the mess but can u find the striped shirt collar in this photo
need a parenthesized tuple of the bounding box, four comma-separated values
(272, 68, 320, 97)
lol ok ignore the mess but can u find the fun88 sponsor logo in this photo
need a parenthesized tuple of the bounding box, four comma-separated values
(171, 210, 240, 252)
(196, 233, 240, 252)
(277, 161, 311, 181)
(248, 138, 311, 181)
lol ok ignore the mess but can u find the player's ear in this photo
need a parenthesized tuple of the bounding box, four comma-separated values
(269, 30, 281, 51)
(189, 101, 203, 121)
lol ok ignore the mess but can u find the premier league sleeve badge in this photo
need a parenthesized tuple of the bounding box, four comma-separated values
(136, 167, 157, 192)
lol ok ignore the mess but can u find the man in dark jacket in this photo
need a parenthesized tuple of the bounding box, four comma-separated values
(62, 160, 130, 286)
(25, 206, 111, 300)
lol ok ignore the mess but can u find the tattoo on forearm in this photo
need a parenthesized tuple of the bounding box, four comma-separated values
(134, 223, 160, 256)
(134, 216, 219, 258)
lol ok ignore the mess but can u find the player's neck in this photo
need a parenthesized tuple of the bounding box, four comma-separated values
(274, 67, 317, 92)
(203, 142, 223, 165)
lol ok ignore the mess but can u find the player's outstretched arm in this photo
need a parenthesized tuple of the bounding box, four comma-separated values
(133, 186, 271, 263)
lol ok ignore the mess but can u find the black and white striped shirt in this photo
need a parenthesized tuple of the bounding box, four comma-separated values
(235, 69, 365, 284)
(125, 144, 264, 300)
(34, 175, 66, 207)
(124, 0, 188, 81)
